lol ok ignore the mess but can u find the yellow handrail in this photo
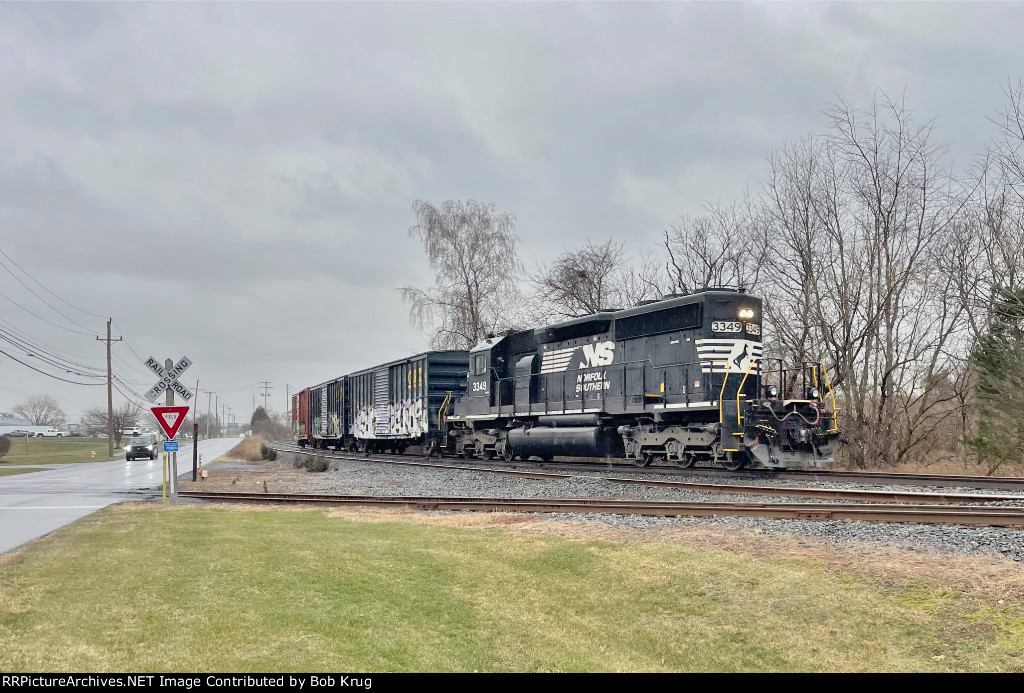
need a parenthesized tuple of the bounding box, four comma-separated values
(438, 390, 452, 429)
(717, 360, 731, 425)
(736, 357, 758, 426)
(821, 364, 839, 432)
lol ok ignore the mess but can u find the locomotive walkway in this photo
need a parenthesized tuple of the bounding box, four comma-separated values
(0, 437, 239, 554)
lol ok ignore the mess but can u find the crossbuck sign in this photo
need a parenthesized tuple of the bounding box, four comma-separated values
(143, 356, 195, 402)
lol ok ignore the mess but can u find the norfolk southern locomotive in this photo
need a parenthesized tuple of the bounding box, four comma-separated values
(293, 289, 840, 470)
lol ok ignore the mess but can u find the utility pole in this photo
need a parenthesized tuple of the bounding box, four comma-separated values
(206, 390, 213, 439)
(260, 381, 272, 412)
(95, 318, 122, 458)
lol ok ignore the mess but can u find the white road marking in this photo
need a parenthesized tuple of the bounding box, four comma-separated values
(0, 505, 107, 510)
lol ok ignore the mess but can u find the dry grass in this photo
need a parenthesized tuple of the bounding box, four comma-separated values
(215, 435, 264, 463)
(888, 456, 1024, 477)
(320, 506, 1024, 603)
(0, 503, 1021, 672)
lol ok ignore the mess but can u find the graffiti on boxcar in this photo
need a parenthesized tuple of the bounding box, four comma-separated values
(386, 398, 427, 437)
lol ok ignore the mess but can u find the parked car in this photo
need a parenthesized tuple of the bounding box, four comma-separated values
(125, 435, 158, 461)
(120, 427, 142, 437)
(7, 430, 31, 437)
(35, 428, 64, 437)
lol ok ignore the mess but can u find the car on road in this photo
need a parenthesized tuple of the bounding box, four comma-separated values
(120, 427, 142, 437)
(125, 435, 158, 461)
(7, 430, 31, 437)
(34, 428, 64, 437)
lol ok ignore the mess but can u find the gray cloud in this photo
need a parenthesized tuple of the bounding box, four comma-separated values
(2, 2, 1024, 420)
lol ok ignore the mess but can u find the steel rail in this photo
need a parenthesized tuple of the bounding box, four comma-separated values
(274, 443, 1024, 491)
(179, 489, 1024, 528)
(271, 444, 1024, 506)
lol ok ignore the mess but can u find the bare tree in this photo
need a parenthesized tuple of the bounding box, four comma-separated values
(663, 200, 761, 294)
(13, 395, 65, 427)
(84, 401, 141, 447)
(81, 406, 109, 436)
(401, 200, 522, 349)
(530, 239, 625, 319)
(528, 239, 663, 321)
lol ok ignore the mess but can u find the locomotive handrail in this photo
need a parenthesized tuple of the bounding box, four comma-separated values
(717, 359, 731, 425)
(821, 363, 840, 432)
(736, 356, 758, 426)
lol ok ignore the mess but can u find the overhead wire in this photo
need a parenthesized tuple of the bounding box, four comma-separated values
(0, 289, 95, 336)
(0, 253, 101, 333)
(0, 347, 106, 386)
(0, 248, 107, 319)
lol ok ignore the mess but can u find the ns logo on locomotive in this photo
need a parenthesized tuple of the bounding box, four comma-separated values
(292, 289, 840, 470)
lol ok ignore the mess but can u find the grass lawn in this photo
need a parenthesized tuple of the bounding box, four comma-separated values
(0, 437, 123, 465)
(0, 467, 43, 477)
(0, 505, 1021, 672)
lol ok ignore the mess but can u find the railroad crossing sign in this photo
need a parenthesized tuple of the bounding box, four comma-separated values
(143, 355, 194, 402)
(151, 405, 190, 439)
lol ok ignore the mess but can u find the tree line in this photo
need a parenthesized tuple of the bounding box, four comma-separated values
(402, 83, 1024, 473)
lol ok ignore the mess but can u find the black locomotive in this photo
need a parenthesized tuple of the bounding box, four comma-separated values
(293, 289, 840, 469)
(443, 289, 840, 469)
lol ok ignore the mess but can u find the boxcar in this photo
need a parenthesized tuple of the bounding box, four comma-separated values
(291, 388, 310, 446)
(303, 351, 469, 453)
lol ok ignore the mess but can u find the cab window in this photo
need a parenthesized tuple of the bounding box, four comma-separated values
(472, 353, 487, 376)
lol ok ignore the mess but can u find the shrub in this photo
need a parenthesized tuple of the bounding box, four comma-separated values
(260, 444, 278, 461)
(292, 453, 329, 472)
(0, 435, 10, 459)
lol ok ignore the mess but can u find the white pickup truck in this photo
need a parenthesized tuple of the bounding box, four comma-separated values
(33, 428, 65, 437)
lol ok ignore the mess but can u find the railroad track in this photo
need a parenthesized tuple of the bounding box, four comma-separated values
(274, 443, 1024, 491)
(270, 443, 1024, 506)
(179, 489, 1024, 529)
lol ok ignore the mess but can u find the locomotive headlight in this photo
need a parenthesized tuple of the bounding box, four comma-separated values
(765, 385, 778, 398)
(807, 386, 820, 400)
(738, 307, 755, 320)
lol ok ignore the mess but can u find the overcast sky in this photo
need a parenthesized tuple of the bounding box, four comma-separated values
(2, 2, 1024, 423)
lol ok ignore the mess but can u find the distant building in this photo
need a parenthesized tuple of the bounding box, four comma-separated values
(0, 416, 31, 427)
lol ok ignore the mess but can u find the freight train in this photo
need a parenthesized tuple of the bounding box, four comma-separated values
(292, 289, 840, 469)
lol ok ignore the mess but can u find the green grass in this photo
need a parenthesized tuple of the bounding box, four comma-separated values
(0, 467, 43, 477)
(0, 505, 1021, 672)
(0, 436, 123, 464)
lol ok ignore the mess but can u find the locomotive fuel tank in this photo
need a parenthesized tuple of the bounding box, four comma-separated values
(507, 426, 622, 459)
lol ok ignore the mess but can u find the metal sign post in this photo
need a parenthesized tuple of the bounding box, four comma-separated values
(192, 423, 199, 481)
(144, 354, 196, 502)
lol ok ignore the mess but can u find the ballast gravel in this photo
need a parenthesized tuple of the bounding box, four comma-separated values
(267, 452, 1024, 561)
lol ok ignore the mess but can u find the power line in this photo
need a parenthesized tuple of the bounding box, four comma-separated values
(0, 289, 94, 336)
(0, 248, 107, 319)
(0, 315, 104, 363)
(0, 329, 106, 377)
(0, 254, 100, 333)
(0, 347, 107, 385)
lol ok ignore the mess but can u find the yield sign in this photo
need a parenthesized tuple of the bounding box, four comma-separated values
(151, 406, 190, 439)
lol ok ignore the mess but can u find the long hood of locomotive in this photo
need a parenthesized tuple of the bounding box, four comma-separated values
(539, 338, 763, 377)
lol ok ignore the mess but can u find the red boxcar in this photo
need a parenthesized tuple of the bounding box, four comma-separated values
(292, 388, 310, 446)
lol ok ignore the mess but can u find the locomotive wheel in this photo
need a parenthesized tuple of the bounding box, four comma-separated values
(633, 453, 655, 467)
(720, 452, 746, 471)
(673, 453, 698, 469)
(499, 442, 514, 462)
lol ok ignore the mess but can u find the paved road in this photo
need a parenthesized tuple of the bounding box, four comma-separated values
(0, 437, 240, 555)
